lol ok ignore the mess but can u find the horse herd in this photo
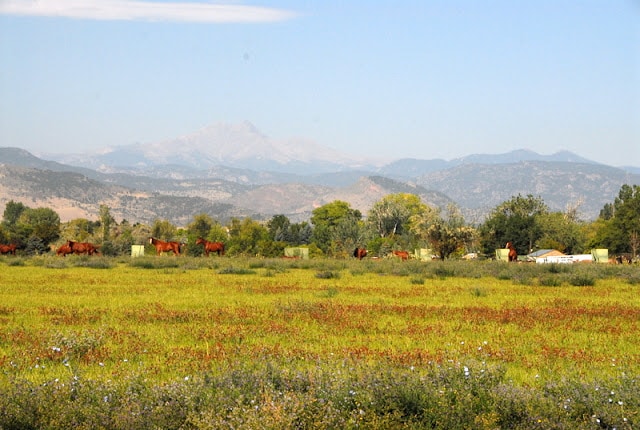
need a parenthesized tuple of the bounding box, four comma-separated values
(56, 240, 100, 256)
(147, 237, 225, 256)
(0, 242, 396, 260)
(0, 241, 510, 261)
(1, 240, 635, 263)
(0, 237, 226, 257)
(353, 248, 410, 261)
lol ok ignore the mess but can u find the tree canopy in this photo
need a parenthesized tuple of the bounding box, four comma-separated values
(480, 194, 548, 256)
(2, 185, 637, 258)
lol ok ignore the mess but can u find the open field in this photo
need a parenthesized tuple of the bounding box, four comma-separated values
(1, 256, 638, 429)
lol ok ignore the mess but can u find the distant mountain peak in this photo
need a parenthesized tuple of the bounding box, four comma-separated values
(451, 149, 598, 165)
(47, 121, 373, 174)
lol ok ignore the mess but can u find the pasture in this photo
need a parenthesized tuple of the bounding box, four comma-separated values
(0, 255, 638, 429)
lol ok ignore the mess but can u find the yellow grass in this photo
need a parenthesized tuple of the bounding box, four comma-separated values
(1, 258, 638, 388)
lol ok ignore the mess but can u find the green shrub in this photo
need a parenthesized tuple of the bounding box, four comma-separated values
(433, 266, 455, 278)
(72, 257, 114, 269)
(547, 263, 570, 274)
(315, 270, 340, 279)
(218, 266, 256, 275)
(539, 276, 562, 287)
(320, 287, 339, 298)
(5, 258, 26, 266)
(45, 258, 68, 269)
(569, 274, 596, 287)
(625, 273, 640, 285)
(129, 257, 180, 269)
(248, 260, 266, 269)
(497, 271, 513, 281)
(470, 286, 488, 297)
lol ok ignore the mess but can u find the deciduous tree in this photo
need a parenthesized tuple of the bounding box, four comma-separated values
(536, 211, 586, 254)
(188, 214, 214, 239)
(18, 207, 61, 250)
(310, 201, 361, 253)
(227, 217, 269, 256)
(368, 193, 429, 239)
(479, 194, 548, 256)
(151, 219, 177, 241)
(2, 200, 27, 227)
(423, 204, 476, 260)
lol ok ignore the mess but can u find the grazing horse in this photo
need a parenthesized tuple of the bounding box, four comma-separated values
(56, 243, 73, 257)
(353, 247, 368, 260)
(392, 250, 410, 261)
(67, 240, 100, 255)
(0, 243, 17, 255)
(505, 242, 518, 262)
(149, 237, 181, 256)
(196, 238, 225, 256)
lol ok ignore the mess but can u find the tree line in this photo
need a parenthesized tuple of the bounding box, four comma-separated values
(1, 184, 638, 259)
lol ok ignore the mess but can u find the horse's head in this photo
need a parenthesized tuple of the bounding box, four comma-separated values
(149, 237, 154, 244)
(195, 238, 205, 245)
(505, 242, 513, 249)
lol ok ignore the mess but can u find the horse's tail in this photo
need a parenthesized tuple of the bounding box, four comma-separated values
(353, 248, 359, 258)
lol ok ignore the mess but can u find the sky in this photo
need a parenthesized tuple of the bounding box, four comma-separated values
(1, 0, 639, 167)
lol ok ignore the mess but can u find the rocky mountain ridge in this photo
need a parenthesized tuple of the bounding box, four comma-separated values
(1, 132, 638, 225)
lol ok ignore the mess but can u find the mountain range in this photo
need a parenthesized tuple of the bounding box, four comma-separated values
(1, 121, 638, 225)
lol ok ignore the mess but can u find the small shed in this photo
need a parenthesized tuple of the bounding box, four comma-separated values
(535, 255, 574, 264)
(284, 247, 309, 259)
(131, 245, 145, 258)
(528, 249, 568, 264)
(527, 249, 565, 261)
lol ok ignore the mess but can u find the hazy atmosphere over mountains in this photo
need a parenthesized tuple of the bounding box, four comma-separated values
(43, 121, 372, 174)
(1, 122, 639, 226)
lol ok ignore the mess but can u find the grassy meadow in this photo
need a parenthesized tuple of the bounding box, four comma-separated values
(0, 255, 638, 429)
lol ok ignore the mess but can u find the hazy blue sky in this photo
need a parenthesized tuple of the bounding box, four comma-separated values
(1, 1, 638, 166)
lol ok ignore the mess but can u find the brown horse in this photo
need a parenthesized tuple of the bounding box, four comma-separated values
(57, 243, 73, 257)
(614, 254, 632, 264)
(196, 238, 225, 256)
(0, 243, 17, 255)
(353, 247, 368, 260)
(505, 242, 518, 262)
(392, 250, 410, 261)
(67, 240, 100, 255)
(149, 237, 181, 256)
